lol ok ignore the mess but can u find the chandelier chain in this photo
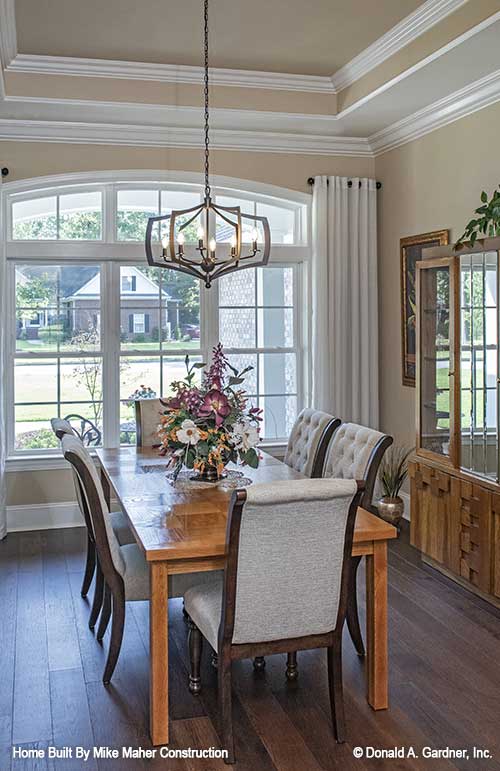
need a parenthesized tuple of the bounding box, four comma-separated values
(204, 0, 210, 199)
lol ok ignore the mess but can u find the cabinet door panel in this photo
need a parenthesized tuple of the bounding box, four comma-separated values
(416, 258, 457, 466)
(410, 462, 459, 570)
(491, 493, 500, 599)
(455, 483, 491, 593)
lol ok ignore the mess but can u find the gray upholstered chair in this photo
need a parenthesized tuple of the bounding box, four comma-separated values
(51, 417, 133, 625)
(322, 422, 393, 656)
(184, 478, 364, 764)
(60, 433, 220, 683)
(283, 408, 341, 478)
(134, 398, 164, 447)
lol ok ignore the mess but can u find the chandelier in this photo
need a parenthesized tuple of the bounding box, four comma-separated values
(145, 0, 271, 289)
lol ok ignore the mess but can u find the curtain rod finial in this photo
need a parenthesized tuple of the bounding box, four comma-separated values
(307, 177, 314, 186)
(1, 168, 8, 177)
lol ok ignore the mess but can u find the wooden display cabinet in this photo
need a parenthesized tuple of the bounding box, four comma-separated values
(410, 237, 500, 606)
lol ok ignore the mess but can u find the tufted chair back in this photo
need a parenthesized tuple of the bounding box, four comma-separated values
(134, 399, 164, 447)
(322, 422, 393, 511)
(284, 409, 341, 478)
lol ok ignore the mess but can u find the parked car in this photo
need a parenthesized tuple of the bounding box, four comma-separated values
(181, 324, 200, 339)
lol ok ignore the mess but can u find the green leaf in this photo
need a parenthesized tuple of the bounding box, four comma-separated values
(229, 376, 244, 386)
(481, 191, 488, 203)
(193, 362, 206, 369)
(243, 448, 259, 468)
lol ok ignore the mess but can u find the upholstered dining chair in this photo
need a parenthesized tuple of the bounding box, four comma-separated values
(134, 398, 164, 447)
(184, 478, 364, 764)
(60, 432, 219, 683)
(322, 422, 393, 657)
(51, 418, 134, 629)
(283, 408, 341, 478)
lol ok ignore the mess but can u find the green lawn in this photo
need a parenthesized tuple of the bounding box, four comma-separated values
(16, 339, 199, 353)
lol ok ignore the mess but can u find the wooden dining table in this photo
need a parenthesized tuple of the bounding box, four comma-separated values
(96, 446, 397, 747)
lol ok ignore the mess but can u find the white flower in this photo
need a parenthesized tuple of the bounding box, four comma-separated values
(176, 419, 201, 446)
(230, 421, 260, 452)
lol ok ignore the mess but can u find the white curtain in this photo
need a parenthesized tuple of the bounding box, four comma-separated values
(311, 175, 379, 427)
(0, 176, 7, 539)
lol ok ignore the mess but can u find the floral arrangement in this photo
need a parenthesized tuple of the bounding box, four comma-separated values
(158, 344, 262, 480)
(127, 385, 157, 403)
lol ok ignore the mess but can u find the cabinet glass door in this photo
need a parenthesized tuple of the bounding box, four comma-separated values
(417, 260, 455, 461)
(460, 251, 498, 479)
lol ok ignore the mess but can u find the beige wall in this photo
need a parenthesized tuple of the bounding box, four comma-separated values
(4, 140, 374, 508)
(6, 468, 76, 506)
(2, 141, 374, 192)
(375, 99, 500, 451)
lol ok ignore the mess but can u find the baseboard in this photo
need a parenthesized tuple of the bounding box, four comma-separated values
(6, 501, 85, 532)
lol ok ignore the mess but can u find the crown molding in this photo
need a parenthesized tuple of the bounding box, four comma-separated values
(0, 0, 16, 73)
(6, 53, 337, 94)
(370, 67, 500, 155)
(0, 118, 373, 156)
(331, 0, 468, 92)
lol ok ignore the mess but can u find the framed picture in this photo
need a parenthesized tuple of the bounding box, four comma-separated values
(400, 229, 449, 387)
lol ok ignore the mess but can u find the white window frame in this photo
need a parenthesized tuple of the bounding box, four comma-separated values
(3, 171, 311, 470)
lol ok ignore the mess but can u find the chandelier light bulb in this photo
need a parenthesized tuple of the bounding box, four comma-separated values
(144, 0, 270, 288)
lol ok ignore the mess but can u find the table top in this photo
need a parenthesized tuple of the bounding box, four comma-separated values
(97, 446, 397, 562)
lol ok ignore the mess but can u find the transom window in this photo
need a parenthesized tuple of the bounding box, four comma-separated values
(4, 174, 309, 456)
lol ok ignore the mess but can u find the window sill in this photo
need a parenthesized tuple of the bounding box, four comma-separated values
(6, 442, 287, 473)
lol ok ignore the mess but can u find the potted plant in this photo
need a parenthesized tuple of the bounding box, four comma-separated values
(377, 445, 413, 528)
(157, 343, 262, 482)
(455, 185, 500, 248)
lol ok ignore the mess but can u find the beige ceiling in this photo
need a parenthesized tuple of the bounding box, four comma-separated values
(15, 0, 423, 76)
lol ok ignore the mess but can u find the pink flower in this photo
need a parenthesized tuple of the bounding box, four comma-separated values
(198, 389, 231, 427)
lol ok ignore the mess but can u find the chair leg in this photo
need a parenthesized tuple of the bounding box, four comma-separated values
(286, 651, 298, 681)
(327, 642, 346, 743)
(97, 583, 112, 642)
(253, 656, 265, 671)
(346, 555, 365, 656)
(103, 587, 125, 685)
(88, 559, 104, 631)
(188, 625, 203, 695)
(218, 652, 235, 764)
(81, 535, 96, 598)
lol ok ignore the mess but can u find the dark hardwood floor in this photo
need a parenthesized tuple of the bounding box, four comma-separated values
(1, 523, 500, 770)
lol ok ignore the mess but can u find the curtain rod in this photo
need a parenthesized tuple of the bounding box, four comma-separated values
(307, 177, 381, 190)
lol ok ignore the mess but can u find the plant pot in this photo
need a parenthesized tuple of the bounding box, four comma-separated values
(376, 496, 404, 528)
(190, 464, 227, 483)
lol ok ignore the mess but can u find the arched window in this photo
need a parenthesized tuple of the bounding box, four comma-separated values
(3, 172, 310, 459)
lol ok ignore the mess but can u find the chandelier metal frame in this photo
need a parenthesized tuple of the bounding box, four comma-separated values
(145, 0, 271, 288)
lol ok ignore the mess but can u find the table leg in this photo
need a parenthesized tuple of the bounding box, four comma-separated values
(150, 561, 169, 745)
(365, 541, 388, 710)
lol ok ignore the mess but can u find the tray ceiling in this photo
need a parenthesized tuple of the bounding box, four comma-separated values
(14, 0, 422, 76)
